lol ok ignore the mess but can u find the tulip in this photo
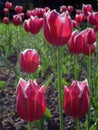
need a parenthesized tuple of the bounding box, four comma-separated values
(3, 8, 9, 14)
(67, 5, 74, 13)
(23, 19, 30, 32)
(72, 20, 78, 28)
(76, 9, 81, 14)
(12, 14, 22, 26)
(75, 13, 86, 23)
(15, 5, 23, 13)
(44, 7, 50, 12)
(63, 79, 90, 118)
(20, 49, 39, 73)
(16, 78, 46, 122)
(82, 4, 93, 16)
(87, 12, 98, 25)
(43, 10, 72, 46)
(68, 28, 96, 55)
(68, 30, 85, 54)
(5, 2, 12, 9)
(86, 28, 96, 45)
(26, 10, 32, 18)
(60, 5, 67, 13)
(94, 23, 98, 31)
(3, 17, 9, 24)
(29, 16, 41, 34)
(83, 42, 95, 56)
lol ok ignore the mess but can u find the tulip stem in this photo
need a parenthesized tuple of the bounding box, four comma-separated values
(28, 122, 33, 130)
(57, 47, 63, 130)
(87, 46, 91, 130)
(75, 118, 79, 130)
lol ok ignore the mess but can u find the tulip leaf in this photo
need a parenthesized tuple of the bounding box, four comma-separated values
(0, 81, 7, 89)
(44, 107, 52, 118)
(90, 120, 98, 130)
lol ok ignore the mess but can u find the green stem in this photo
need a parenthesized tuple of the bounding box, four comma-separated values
(75, 118, 79, 130)
(28, 122, 33, 130)
(87, 46, 91, 130)
(57, 47, 63, 130)
(74, 55, 78, 80)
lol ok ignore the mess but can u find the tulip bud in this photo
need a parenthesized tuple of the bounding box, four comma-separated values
(29, 16, 41, 34)
(16, 78, 46, 122)
(23, 19, 30, 32)
(3, 17, 9, 24)
(15, 5, 23, 13)
(5, 2, 12, 9)
(63, 79, 90, 118)
(12, 14, 22, 26)
(86, 28, 96, 45)
(20, 49, 39, 73)
(3, 8, 9, 14)
(68, 30, 85, 54)
(82, 4, 93, 16)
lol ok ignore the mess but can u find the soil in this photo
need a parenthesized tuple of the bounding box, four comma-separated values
(0, 54, 85, 130)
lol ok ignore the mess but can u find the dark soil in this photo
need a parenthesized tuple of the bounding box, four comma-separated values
(0, 55, 85, 130)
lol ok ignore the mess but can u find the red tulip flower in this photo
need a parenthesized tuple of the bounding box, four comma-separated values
(3, 17, 9, 24)
(20, 49, 39, 73)
(3, 8, 9, 14)
(82, 4, 93, 16)
(63, 79, 90, 118)
(12, 15, 22, 26)
(15, 5, 23, 13)
(87, 12, 98, 25)
(72, 20, 78, 28)
(16, 78, 46, 122)
(67, 5, 74, 13)
(29, 16, 41, 34)
(94, 23, 98, 31)
(76, 9, 81, 14)
(5, 2, 12, 9)
(86, 28, 96, 45)
(43, 10, 72, 46)
(68, 30, 85, 54)
(68, 28, 96, 55)
(23, 19, 30, 32)
(26, 10, 32, 18)
(83, 42, 96, 56)
(44, 7, 50, 12)
(75, 13, 86, 24)
(60, 5, 67, 13)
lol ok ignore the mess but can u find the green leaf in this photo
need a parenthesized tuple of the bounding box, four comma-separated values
(0, 81, 7, 89)
(44, 107, 52, 118)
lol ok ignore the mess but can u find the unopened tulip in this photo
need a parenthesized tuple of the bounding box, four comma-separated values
(60, 5, 67, 13)
(83, 42, 95, 56)
(86, 28, 96, 45)
(87, 12, 98, 25)
(5, 2, 12, 9)
(43, 10, 72, 46)
(63, 79, 90, 118)
(20, 49, 39, 73)
(67, 5, 74, 13)
(3, 8, 9, 14)
(3, 17, 9, 24)
(23, 19, 30, 32)
(72, 20, 78, 28)
(15, 5, 23, 13)
(12, 14, 22, 26)
(68, 28, 96, 55)
(82, 4, 93, 16)
(68, 30, 85, 54)
(16, 78, 46, 122)
(29, 16, 41, 34)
